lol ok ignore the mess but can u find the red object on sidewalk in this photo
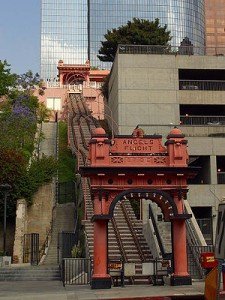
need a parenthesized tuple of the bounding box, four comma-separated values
(200, 252, 218, 269)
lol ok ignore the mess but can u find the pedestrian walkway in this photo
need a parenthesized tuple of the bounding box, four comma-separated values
(0, 281, 205, 300)
(39, 122, 57, 157)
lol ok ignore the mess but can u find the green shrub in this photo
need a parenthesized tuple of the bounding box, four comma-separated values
(15, 155, 58, 205)
(58, 121, 76, 183)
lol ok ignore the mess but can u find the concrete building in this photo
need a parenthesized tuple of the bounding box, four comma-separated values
(41, 0, 205, 79)
(108, 46, 225, 243)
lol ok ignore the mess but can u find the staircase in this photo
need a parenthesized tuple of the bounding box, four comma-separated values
(42, 203, 75, 265)
(68, 92, 154, 283)
(0, 266, 61, 281)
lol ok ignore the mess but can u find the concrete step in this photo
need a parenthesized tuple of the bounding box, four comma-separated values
(0, 266, 61, 281)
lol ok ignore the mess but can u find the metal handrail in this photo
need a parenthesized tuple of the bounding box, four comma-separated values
(148, 205, 167, 258)
(180, 79, 225, 83)
(117, 44, 225, 56)
(180, 115, 225, 126)
(179, 80, 225, 91)
(39, 226, 52, 262)
(121, 202, 145, 262)
(111, 217, 128, 263)
(186, 218, 205, 278)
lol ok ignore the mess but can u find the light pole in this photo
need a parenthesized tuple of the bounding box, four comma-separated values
(0, 184, 12, 256)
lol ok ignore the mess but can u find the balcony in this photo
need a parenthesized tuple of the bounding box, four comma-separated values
(179, 80, 225, 91)
(45, 81, 103, 90)
(180, 115, 225, 126)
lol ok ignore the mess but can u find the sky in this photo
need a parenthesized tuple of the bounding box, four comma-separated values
(0, 0, 40, 75)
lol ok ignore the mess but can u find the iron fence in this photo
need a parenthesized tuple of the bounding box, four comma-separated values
(188, 245, 214, 279)
(23, 233, 39, 265)
(180, 115, 225, 126)
(58, 181, 76, 203)
(117, 44, 225, 56)
(62, 258, 91, 285)
(58, 231, 78, 265)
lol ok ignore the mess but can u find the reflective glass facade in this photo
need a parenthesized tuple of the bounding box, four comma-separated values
(41, 0, 88, 80)
(41, 0, 205, 79)
(90, 0, 205, 68)
(205, 0, 225, 55)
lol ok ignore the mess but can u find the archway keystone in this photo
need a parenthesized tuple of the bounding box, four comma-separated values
(80, 127, 199, 289)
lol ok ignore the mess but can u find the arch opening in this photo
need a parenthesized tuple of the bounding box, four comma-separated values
(109, 189, 178, 222)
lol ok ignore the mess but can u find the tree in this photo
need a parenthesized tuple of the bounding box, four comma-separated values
(0, 60, 17, 96)
(37, 102, 52, 123)
(98, 18, 172, 62)
(100, 74, 110, 100)
(16, 70, 40, 90)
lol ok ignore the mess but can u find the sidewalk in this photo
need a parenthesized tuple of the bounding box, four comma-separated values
(0, 281, 205, 300)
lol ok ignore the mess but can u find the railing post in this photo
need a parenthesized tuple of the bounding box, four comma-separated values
(62, 259, 65, 287)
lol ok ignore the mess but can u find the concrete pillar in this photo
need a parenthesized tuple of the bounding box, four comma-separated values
(171, 219, 191, 285)
(171, 193, 191, 285)
(92, 220, 111, 289)
(13, 199, 27, 264)
(210, 155, 217, 184)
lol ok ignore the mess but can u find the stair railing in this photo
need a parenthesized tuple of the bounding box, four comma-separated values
(39, 205, 57, 264)
(148, 205, 167, 258)
(111, 217, 128, 263)
(120, 202, 145, 262)
(111, 217, 135, 284)
(186, 219, 206, 278)
(39, 226, 52, 263)
(184, 200, 208, 278)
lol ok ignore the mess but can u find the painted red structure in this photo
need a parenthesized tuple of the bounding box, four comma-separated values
(57, 59, 109, 86)
(80, 127, 199, 289)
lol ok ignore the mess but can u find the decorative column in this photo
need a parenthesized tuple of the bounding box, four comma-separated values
(91, 219, 111, 289)
(171, 193, 192, 285)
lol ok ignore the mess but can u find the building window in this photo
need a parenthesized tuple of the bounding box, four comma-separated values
(46, 97, 61, 111)
(217, 156, 225, 184)
(188, 156, 211, 184)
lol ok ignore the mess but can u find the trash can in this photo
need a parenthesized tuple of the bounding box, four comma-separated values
(200, 252, 218, 275)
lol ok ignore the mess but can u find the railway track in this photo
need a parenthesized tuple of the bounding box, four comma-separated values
(68, 91, 153, 284)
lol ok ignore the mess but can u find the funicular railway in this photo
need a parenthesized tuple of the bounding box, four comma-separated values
(66, 89, 211, 288)
(67, 91, 153, 285)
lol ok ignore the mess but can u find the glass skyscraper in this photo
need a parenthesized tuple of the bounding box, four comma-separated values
(41, 0, 205, 80)
(41, 0, 88, 80)
(205, 0, 225, 55)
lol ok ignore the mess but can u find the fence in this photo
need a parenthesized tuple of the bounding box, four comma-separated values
(61, 258, 171, 286)
(23, 233, 39, 265)
(58, 181, 76, 204)
(179, 80, 225, 91)
(58, 232, 78, 265)
(117, 44, 225, 56)
(180, 115, 225, 126)
(62, 258, 91, 285)
(188, 245, 214, 279)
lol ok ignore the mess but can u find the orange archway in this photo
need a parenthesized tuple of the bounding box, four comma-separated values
(80, 127, 198, 289)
